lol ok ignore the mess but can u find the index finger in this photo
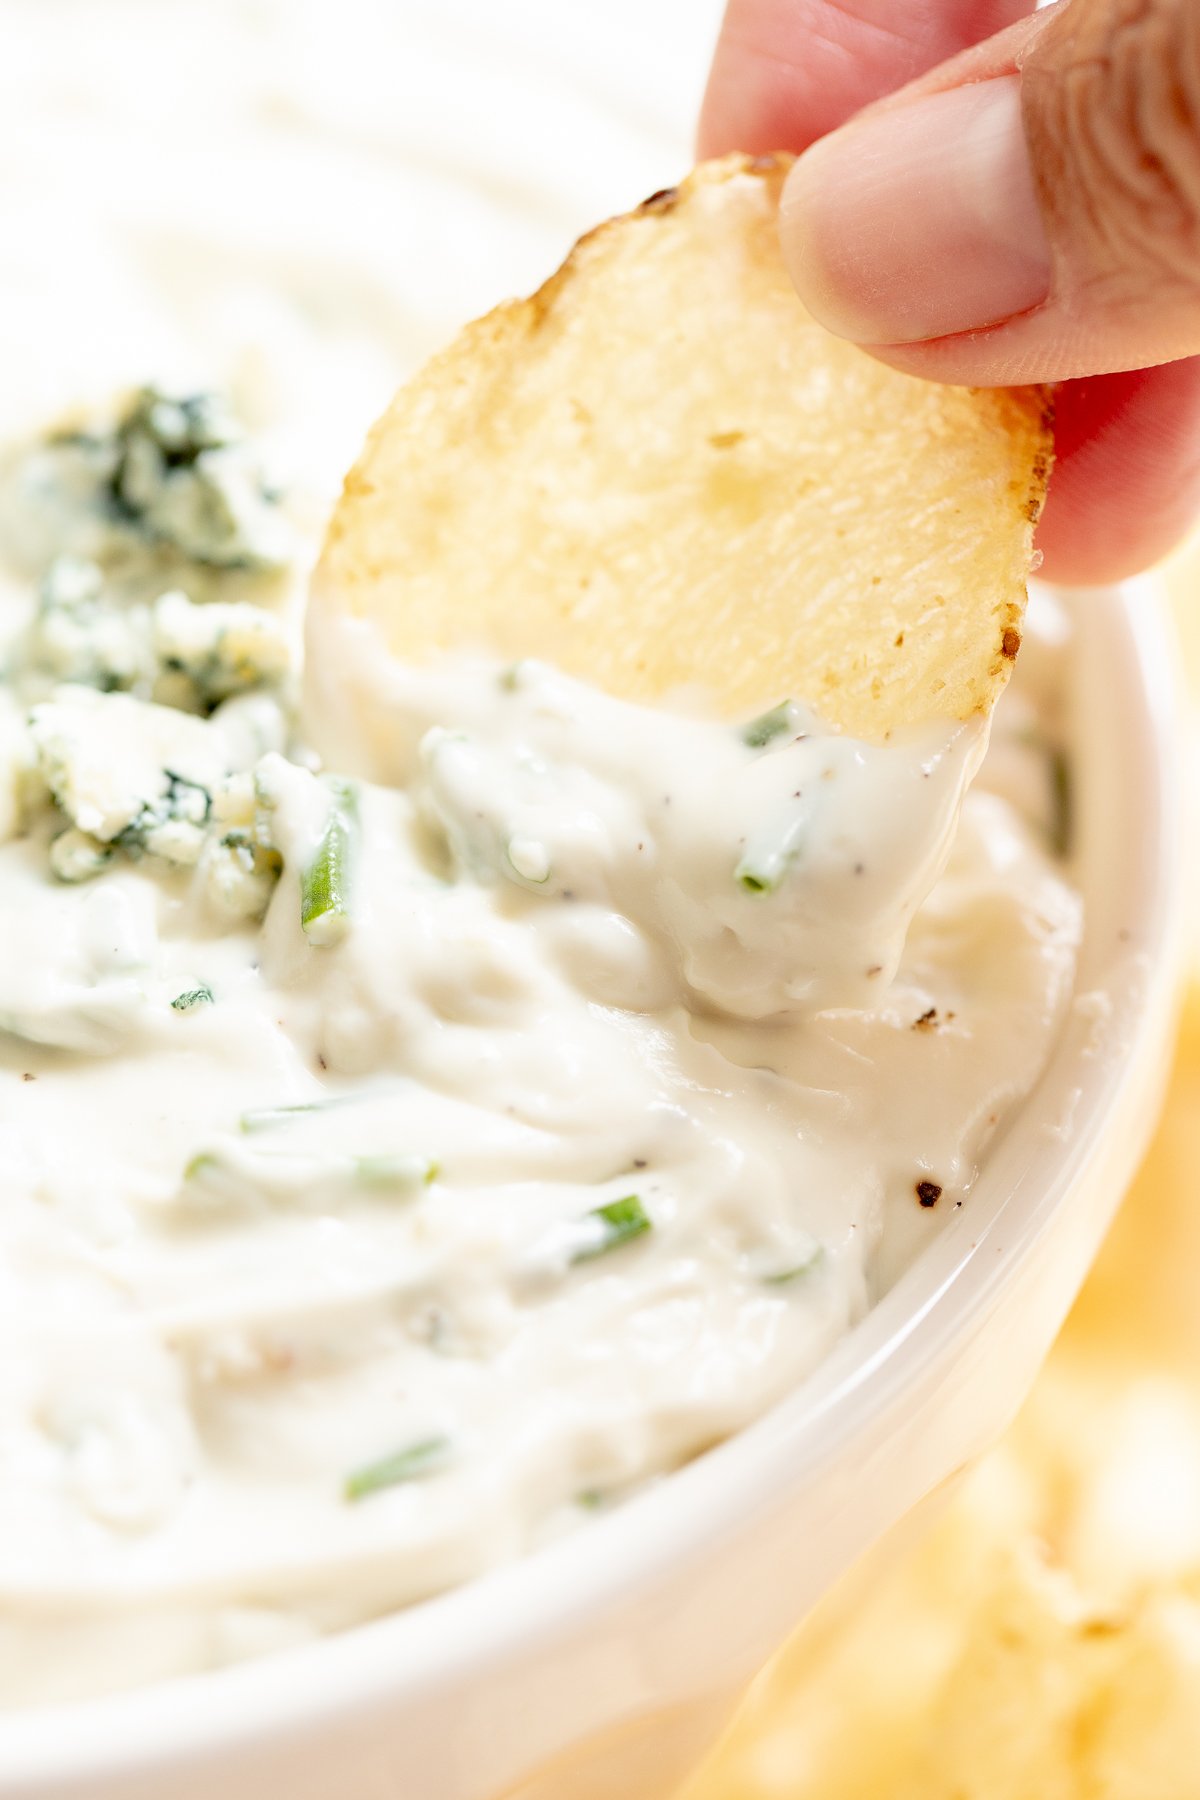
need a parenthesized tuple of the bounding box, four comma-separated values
(698, 0, 1032, 157)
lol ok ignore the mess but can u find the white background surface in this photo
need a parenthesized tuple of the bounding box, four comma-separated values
(0, 0, 724, 481)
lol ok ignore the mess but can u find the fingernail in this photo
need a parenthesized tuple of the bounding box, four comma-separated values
(780, 75, 1051, 345)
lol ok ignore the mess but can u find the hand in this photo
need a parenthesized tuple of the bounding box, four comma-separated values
(698, 0, 1200, 586)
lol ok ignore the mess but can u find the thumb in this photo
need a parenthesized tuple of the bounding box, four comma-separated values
(779, 0, 1200, 384)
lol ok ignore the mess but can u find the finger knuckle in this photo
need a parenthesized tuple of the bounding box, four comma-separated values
(1027, 0, 1200, 301)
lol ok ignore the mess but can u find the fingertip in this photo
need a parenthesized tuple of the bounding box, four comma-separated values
(778, 77, 1051, 349)
(777, 139, 856, 336)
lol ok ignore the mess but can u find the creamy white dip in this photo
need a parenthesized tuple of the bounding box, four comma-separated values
(0, 0, 1080, 1710)
(0, 380, 1080, 1706)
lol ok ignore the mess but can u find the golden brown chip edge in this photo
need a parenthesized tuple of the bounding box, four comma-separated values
(318, 152, 1054, 735)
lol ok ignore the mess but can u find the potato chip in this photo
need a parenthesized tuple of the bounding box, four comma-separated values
(312, 154, 1050, 738)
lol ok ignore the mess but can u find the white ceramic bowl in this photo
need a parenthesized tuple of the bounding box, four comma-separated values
(0, 581, 1185, 1799)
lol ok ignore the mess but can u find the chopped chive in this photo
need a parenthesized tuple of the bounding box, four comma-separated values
(735, 827, 805, 894)
(301, 778, 358, 945)
(1016, 727, 1073, 860)
(354, 1154, 439, 1190)
(239, 1094, 361, 1134)
(762, 1245, 824, 1285)
(740, 701, 794, 749)
(344, 1434, 451, 1502)
(576, 1488, 608, 1511)
(1048, 744, 1072, 858)
(571, 1193, 652, 1265)
(183, 1150, 219, 1182)
(171, 985, 214, 1013)
(735, 808, 807, 895)
(240, 1101, 322, 1133)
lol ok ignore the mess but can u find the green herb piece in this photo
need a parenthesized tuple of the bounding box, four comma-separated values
(355, 1154, 439, 1191)
(740, 701, 795, 749)
(735, 814, 806, 894)
(180, 1148, 256, 1206)
(344, 1435, 451, 1503)
(1048, 743, 1073, 858)
(762, 1245, 824, 1286)
(576, 1488, 608, 1511)
(736, 861, 775, 894)
(300, 778, 359, 945)
(171, 986, 213, 1013)
(1016, 727, 1074, 860)
(239, 1100, 329, 1133)
(571, 1193, 652, 1265)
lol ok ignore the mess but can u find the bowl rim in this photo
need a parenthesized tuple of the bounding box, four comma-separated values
(0, 579, 1188, 1788)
